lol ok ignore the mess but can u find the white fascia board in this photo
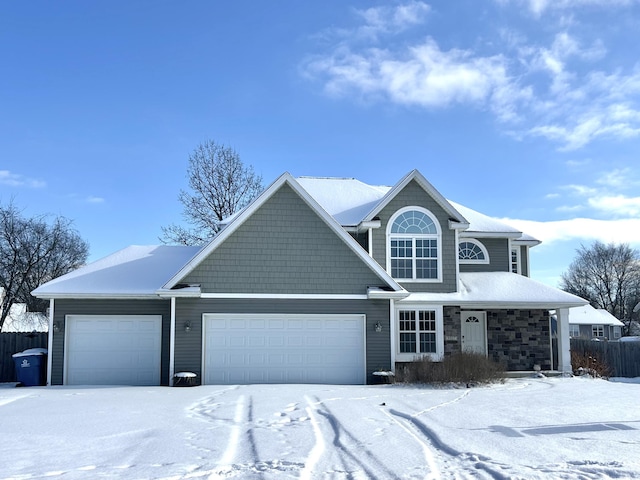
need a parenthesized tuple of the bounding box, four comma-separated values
(366, 287, 410, 300)
(512, 239, 542, 247)
(156, 287, 202, 298)
(357, 220, 382, 233)
(449, 220, 470, 230)
(200, 293, 369, 300)
(33, 293, 162, 300)
(363, 170, 468, 226)
(163, 172, 403, 293)
(460, 231, 523, 239)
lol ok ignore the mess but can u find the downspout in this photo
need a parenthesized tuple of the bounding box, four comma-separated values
(169, 297, 176, 386)
(46, 298, 54, 386)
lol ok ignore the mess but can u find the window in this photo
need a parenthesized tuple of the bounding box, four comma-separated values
(592, 325, 605, 338)
(398, 309, 437, 354)
(388, 208, 441, 281)
(569, 324, 580, 338)
(511, 247, 521, 274)
(613, 326, 621, 339)
(459, 239, 489, 264)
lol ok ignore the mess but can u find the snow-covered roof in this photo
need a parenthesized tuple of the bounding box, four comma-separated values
(296, 176, 538, 240)
(568, 305, 624, 326)
(401, 272, 587, 309)
(32, 245, 202, 299)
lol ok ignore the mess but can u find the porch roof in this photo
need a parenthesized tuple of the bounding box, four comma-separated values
(399, 272, 587, 309)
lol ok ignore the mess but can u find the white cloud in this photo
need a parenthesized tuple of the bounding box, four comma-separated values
(501, 0, 639, 18)
(504, 217, 640, 245)
(304, 1, 640, 150)
(588, 194, 640, 216)
(86, 196, 105, 204)
(0, 170, 46, 188)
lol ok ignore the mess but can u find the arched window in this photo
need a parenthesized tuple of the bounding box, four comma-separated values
(458, 239, 489, 264)
(387, 207, 441, 281)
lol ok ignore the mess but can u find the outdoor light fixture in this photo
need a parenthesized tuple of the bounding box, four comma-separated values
(53, 321, 61, 333)
(184, 321, 192, 333)
(374, 321, 383, 333)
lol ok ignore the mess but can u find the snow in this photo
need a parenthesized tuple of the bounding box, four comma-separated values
(32, 245, 202, 298)
(404, 272, 586, 308)
(568, 305, 625, 326)
(1, 377, 639, 479)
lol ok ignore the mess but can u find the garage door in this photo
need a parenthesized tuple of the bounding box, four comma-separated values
(65, 315, 162, 385)
(203, 314, 366, 385)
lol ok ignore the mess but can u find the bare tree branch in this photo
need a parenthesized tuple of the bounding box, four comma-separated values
(160, 140, 263, 245)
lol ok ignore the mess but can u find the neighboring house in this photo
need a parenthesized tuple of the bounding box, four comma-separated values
(0, 301, 48, 333)
(33, 170, 586, 386)
(567, 305, 624, 340)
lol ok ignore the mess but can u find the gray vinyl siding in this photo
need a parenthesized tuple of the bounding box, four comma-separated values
(371, 180, 457, 293)
(459, 238, 510, 273)
(181, 184, 383, 295)
(174, 298, 391, 384)
(51, 299, 171, 386)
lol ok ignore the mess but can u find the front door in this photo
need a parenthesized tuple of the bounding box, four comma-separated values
(461, 311, 487, 355)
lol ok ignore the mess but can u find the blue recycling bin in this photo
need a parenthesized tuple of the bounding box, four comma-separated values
(12, 348, 47, 386)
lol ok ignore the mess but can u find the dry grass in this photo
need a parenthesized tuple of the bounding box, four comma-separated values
(396, 352, 505, 386)
(571, 349, 612, 379)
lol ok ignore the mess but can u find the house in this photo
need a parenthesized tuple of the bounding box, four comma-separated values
(32, 170, 586, 386)
(567, 305, 624, 340)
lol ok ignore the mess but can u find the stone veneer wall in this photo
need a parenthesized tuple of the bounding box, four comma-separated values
(420, 307, 552, 371)
(486, 309, 552, 371)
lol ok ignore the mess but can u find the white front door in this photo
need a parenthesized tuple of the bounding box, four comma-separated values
(461, 311, 487, 355)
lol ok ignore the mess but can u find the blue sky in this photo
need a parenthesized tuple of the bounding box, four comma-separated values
(2, 0, 640, 288)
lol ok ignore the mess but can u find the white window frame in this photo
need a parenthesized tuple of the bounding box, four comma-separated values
(395, 304, 444, 362)
(592, 324, 605, 338)
(569, 324, 580, 338)
(613, 326, 621, 339)
(386, 206, 442, 283)
(458, 238, 490, 264)
(511, 246, 521, 274)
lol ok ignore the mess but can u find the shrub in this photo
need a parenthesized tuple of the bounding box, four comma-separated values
(571, 349, 611, 379)
(396, 352, 505, 386)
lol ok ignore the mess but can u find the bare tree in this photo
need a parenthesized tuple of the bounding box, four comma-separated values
(561, 241, 640, 335)
(161, 140, 263, 245)
(0, 203, 89, 332)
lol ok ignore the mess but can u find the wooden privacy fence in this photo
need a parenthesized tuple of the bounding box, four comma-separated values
(571, 338, 640, 378)
(0, 333, 48, 383)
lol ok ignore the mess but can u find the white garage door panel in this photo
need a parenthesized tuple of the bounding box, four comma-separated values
(203, 314, 365, 385)
(66, 315, 162, 386)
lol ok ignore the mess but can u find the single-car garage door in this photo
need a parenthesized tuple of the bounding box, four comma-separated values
(65, 315, 162, 385)
(203, 314, 366, 385)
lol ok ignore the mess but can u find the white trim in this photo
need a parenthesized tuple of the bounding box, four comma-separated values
(386, 206, 443, 283)
(200, 293, 369, 300)
(163, 172, 403, 293)
(458, 238, 490, 264)
(46, 299, 54, 386)
(201, 313, 367, 385)
(455, 229, 460, 293)
(390, 299, 397, 374)
(394, 304, 444, 362)
(169, 297, 176, 386)
(510, 244, 521, 275)
(363, 170, 468, 225)
(460, 231, 522, 239)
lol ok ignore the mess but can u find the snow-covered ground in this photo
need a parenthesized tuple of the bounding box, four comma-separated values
(1, 376, 639, 479)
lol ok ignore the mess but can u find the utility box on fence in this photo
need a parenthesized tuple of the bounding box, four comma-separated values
(12, 348, 47, 386)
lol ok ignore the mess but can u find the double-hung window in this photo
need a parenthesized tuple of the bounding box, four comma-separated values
(592, 325, 605, 338)
(388, 208, 441, 281)
(396, 306, 443, 361)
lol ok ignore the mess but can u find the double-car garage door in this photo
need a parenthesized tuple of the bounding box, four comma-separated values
(64, 313, 366, 385)
(203, 314, 366, 385)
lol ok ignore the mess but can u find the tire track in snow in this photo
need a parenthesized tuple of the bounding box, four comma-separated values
(218, 394, 246, 467)
(302, 395, 401, 480)
(385, 408, 510, 479)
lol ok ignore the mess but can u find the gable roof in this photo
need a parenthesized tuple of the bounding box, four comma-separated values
(297, 171, 539, 241)
(163, 172, 404, 293)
